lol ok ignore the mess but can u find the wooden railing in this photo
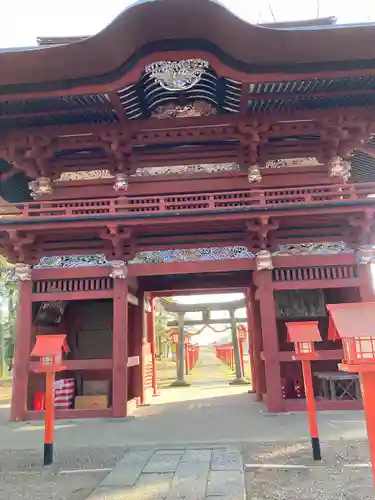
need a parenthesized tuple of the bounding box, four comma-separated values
(1, 182, 375, 221)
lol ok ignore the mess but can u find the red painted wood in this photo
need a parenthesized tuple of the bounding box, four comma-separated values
(53, 168, 333, 200)
(33, 268, 111, 280)
(277, 350, 344, 362)
(273, 278, 361, 291)
(29, 359, 112, 371)
(244, 288, 257, 395)
(11, 280, 33, 422)
(31, 291, 113, 302)
(112, 279, 128, 418)
(148, 297, 158, 396)
(255, 271, 283, 413)
(2, 182, 375, 222)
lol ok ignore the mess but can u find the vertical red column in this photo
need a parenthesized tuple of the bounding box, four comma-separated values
(245, 287, 259, 398)
(11, 279, 33, 422)
(148, 297, 158, 395)
(139, 293, 148, 405)
(112, 278, 128, 418)
(255, 271, 283, 413)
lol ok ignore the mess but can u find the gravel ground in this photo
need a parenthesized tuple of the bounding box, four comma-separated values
(0, 446, 125, 500)
(243, 440, 374, 499)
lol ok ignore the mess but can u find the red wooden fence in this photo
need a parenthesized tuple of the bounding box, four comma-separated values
(0, 182, 374, 221)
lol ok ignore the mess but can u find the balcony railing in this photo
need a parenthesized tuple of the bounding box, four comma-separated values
(0, 182, 374, 222)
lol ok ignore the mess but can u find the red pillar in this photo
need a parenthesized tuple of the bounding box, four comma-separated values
(148, 297, 158, 395)
(255, 271, 283, 413)
(11, 279, 33, 422)
(112, 279, 128, 418)
(138, 293, 148, 405)
(359, 371, 375, 486)
(244, 287, 257, 394)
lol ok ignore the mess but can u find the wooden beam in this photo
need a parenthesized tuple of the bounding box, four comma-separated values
(107, 91, 128, 123)
(2, 106, 375, 142)
(248, 87, 375, 102)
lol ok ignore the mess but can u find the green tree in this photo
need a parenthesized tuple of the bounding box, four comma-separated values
(0, 258, 18, 377)
(154, 299, 175, 359)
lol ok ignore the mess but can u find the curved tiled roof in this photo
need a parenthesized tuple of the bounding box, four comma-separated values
(1, 0, 375, 93)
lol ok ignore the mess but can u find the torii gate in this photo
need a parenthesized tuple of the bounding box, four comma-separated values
(161, 298, 249, 386)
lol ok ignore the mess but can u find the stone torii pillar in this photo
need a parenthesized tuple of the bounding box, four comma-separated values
(172, 312, 190, 387)
(229, 309, 248, 385)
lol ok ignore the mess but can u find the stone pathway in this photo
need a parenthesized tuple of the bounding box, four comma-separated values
(86, 446, 246, 500)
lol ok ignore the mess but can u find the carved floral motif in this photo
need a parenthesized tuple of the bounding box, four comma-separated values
(152, 101, 216, 119)
(273, 241, 353, 256)
(129, 246, 255, 264)
(255, 250, 273, 271)
(265, 157, 320, 169)
(55, 163, 240, 182)
(109, 261, 128, 279)
(14, 263, 32, 281)
(145, 59, 209, 91)
(32, 241, 356, 269)
(35, 254, 109, 268)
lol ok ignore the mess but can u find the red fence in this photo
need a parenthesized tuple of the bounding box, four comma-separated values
(215, 343, 234, 370)
(0, 182, 375, 221)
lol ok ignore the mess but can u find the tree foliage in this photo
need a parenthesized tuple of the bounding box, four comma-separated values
(0, 257, 18, 377)
(154, 298, 175, 358)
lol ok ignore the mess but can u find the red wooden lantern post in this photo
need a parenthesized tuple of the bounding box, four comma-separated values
(30, 334, 69, 466)
(237, 324, 247, 375)
(327, 302, 375, 486)
(286, 321, 322, 461)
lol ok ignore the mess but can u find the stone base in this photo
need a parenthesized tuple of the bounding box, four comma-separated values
(229, 377, 250, 386)
(170, 379, 191, 387)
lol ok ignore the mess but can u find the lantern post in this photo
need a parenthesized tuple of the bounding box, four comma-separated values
(327, 302, 375, 486)
(286, 321, 322, 461)
(237, 324, 247, 375)
(30, 334, 69, 466)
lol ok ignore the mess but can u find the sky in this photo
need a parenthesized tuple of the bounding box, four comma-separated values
(2, 0, 375, 48)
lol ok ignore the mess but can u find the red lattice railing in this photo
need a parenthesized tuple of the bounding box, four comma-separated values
(1, 182, 375, 221)
(273, 265, 359, 282)
(33, 277, 113, 294)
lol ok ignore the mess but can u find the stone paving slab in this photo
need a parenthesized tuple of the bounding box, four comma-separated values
(86, 446, 246, 500)
(143, 452, 183, 473)
(99, 450, 154, 488)
(211, 447, 243, 471)
(207, 470, 246, 499)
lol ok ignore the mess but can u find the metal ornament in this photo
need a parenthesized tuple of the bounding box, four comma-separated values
(113, 173, 129, 191)
(14, 263, 32, 281)
(248, 165, 262, 183)
(145, 59, 209, 91)
(329, 156, 351, 182)
(255, 250, 273, 271)
(28, 177, 53, 198)
(109, 261, 128, 279)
